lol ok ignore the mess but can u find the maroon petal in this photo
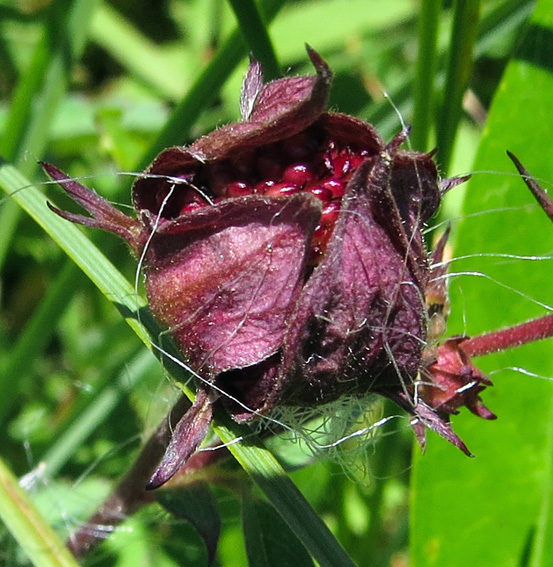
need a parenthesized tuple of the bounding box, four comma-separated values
(44, 163, 142, 251)
(439, 174, 471, 194)
(407, 396, 473, 457)
(247, 46, 331, 126)
(281, 144, 439, 404)
(132, 47, 332, 214)
(507, 151, 553, 222)
(144, 194, 321, 375)
(421, 337, 495, 418)
(147, 388, 214, 490)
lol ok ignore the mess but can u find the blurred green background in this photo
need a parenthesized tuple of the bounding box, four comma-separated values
(1, 1, 553, 566)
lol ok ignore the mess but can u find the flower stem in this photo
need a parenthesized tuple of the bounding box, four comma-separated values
(66, 395, 191, 557)
(462, 313, 553, 358)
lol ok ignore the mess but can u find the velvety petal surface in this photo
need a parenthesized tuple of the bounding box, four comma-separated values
(281, 144, 440, 405)
(144, 194, 321, 375)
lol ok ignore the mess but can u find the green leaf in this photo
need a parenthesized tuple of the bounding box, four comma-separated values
(157, 481, 221, 564)
(242, 492, 315, 567)
(411, 1, 553, 566)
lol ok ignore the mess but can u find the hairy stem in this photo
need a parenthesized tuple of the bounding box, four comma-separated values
(66, 395, 191, 557)
(462, 313, 553, 358)
(66, 394, 236, 558)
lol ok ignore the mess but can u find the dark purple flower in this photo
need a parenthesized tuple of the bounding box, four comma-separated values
(46, 47, 495, 487)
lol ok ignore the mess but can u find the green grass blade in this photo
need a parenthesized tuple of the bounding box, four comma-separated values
(0, 263, 80, 423)
(0, 0, 98, 269)
(0, 456, 80, 567)
(367, 0, 528, 141)
(411, 0, 441, 151)
(214, 413, 358, 567)
(39, 348, 156, 480)
(436, 0, 480, 172)
(227, 0, 280, 80)
(90, 2, 186, 102)
(0, 163, 151, 344)
(1, 0, 98, 168)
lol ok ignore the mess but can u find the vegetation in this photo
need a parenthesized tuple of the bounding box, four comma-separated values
(1, 1, 552, 566)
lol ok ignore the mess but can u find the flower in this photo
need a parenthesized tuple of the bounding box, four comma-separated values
(46, 47, 493, 487)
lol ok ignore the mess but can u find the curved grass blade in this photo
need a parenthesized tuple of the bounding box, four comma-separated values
(227, 0, 280, 80)
(411, 0, 441, 151)
(0, 456, 80, 567)
(0, 0, 98, 267)
(436, 0, 480, 172)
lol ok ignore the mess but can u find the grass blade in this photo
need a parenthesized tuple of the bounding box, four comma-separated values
(0, 456, 80, 567)
(227, 0, 280, 80)
(90, 2, 186, 102)
(0, 263, 80, 423)
(0, 0, 98, 268)
(411, 0, 441, 151)
(436, 0, 480, 172)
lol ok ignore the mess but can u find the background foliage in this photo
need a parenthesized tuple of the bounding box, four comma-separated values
(1, 1, 552, 566)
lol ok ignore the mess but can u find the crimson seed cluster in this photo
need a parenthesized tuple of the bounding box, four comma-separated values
(160, 124, 371, 263)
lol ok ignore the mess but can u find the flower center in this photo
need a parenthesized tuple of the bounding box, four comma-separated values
(158, 125, 373, 262)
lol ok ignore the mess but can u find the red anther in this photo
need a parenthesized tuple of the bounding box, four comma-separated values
(282, 163, 313, 186)
(330, 151, 352, 177)
(322, 179, 345, 198)
(253, 180, 275, 193)
(320, 200, 341, 225)
(311, 222, 333, 254)
(180, 200, 208, 215)
(348, 151, 368, 170)
(226, 181, 252, 198)
(307, 185, 333, 202)
(264, 183, 301, 197)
